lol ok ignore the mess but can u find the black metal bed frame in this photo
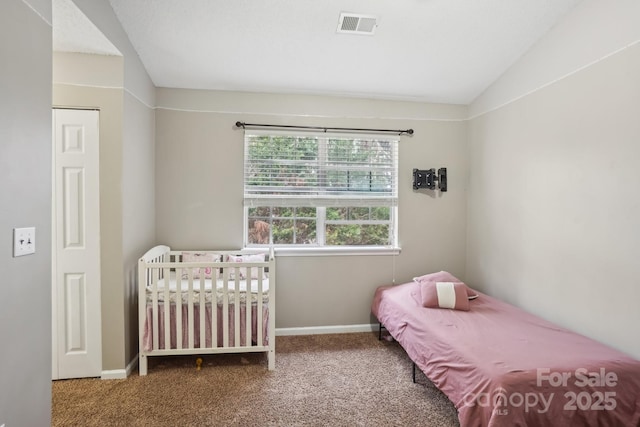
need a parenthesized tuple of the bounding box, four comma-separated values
(378, 322, 419, 384)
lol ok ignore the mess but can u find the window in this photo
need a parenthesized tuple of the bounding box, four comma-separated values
(243, 130, 398, 252)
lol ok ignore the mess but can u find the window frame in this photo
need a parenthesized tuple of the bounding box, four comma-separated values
(243, 130, 400, 256)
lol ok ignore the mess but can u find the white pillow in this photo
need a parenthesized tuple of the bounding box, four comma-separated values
(181, 252, 219, 279)
(226, 254, 267, 280)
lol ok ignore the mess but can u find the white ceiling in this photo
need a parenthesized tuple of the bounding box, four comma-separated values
(54, 0, 583, 105)
(52, 0, 120, 56)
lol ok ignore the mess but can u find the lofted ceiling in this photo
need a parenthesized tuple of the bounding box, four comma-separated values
(54, 0, 583, 105)
(52, 0, 120, 56)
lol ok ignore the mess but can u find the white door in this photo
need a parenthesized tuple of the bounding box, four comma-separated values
(52, 108, 102, 379)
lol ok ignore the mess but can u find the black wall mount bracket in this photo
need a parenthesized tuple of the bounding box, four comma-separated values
(413, 168, 447, 192)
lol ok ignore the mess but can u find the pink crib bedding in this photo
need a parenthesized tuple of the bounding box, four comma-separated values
(372, 280, 640, 426)
(143, 303, 269, 352)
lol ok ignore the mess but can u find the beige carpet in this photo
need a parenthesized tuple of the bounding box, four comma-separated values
(52, 332, 459, 426)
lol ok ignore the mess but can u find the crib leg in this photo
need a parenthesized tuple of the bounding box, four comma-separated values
(139, 354, 148, 376)
(268, 348, 275, 370)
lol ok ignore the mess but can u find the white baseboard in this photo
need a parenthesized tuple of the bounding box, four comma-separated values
(101, 369, 126, 380)
(101, 326, 377, 379)
(126, 353, 139, 376)
(101, 353, 139, 380)
(275, 323, 378, 336)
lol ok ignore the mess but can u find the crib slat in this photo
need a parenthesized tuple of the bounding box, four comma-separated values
(245, 267, 253, 347)
(172, 267, 179, 350)
(222, 268, 229, 348)
(176, 268, 183, 350)
(234, 268, 241, 347)
(187, 273, 194, 349)
(211, 280, 218, 349)
(152, 267, 159, 351)
(163, 267, 171, 350)
(199, 275, 205, 349)
(257, 270, 263, 347)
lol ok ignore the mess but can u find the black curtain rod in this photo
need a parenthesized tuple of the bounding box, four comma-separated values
(235, 121, 414, 136)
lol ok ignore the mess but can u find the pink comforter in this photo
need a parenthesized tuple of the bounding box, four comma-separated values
(372, 282, 640, 427)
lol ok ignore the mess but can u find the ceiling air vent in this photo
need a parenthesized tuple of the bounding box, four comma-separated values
(337, 13, 378, 35)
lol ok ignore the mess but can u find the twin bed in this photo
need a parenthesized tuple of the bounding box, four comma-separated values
(138, 245, 275, 375)
(372, 271, 640, 426)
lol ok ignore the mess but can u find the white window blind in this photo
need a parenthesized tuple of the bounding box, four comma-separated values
(244, 131, 398, 207)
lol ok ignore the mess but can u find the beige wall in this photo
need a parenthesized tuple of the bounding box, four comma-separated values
(0, 0, 52, 425)
(53, 52, 127, 371)
(469, 0, 640, 118)
(467, 1, 640, 359)
(56, 0, 157, 372)
(155, 89, 469, 328)
(122, 91, 156, 362)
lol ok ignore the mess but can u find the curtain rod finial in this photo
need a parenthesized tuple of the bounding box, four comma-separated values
(235, 121, 245, 129)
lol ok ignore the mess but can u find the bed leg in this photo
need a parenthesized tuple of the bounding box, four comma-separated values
(378, 322, 389, 340)
(412, 362, 416, 383)
(139, 355, 147, 376)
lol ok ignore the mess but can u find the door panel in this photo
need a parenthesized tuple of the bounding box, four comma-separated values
(52, 109, 102, 379)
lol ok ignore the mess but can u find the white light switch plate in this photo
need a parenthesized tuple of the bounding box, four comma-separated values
(13, 227, 36, 257)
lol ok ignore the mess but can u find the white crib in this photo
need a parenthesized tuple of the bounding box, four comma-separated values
(138, 245, 275, 375)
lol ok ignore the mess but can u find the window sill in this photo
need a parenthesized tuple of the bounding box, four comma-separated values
(271, 246, 401, 257)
